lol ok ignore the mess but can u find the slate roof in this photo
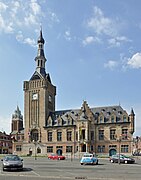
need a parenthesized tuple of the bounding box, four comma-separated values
(46, 104, 129, 127)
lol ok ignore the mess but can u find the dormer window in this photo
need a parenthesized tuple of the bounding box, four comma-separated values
(111, 116, 114, 123)
(123, 116, 127, 122)
(68, 120, 70, 125)
(100, 116, 103, 123)
(118, 111, 122, 115)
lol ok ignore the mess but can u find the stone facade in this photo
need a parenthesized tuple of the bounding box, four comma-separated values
(11, 30, 135, 157)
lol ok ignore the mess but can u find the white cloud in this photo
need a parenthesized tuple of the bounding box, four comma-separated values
(0, 0, 42, 32)
(87, 6, 117, 37)
(24, 37, 36, 47)
(11, 1, 20, 14)
(127, 52, 141, 69)
(0, 15, 13, 33)
(0, 116, 11, 134)
(108, 36, 131, 47)
(0, 0, 60, 45)
(0, 2, 8, 11)
(105, 52, 141, 71)
(16, 31, 36, 47)
(86, 6, 131, 48)
(82, 36, 101, 46)
(24, 13, 38, 26)
(64, 30, 71, 41)
(30, 0, 41, 15)
(104, 60, 118, 70)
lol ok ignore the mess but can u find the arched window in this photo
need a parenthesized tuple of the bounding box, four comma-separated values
(37, 147, 41, 153)
(31, 129, 39, 142)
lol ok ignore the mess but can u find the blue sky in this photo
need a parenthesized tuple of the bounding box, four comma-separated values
(0, 0, 141, 136)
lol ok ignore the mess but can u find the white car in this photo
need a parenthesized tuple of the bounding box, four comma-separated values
(80, 153, 98, 165)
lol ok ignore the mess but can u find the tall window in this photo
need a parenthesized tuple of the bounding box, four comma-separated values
(122, 129, 128, 140)
(82, 129, 85, 140)
(16, 145, 22, 151)
(67, 131, 72, 141)
(121, 145, 128, 153)
(47, 146, 53, 153)
(66, 146, 72, 152)
(91, 131, 94, 141)
(110, 129, 116, 140)
(57, 132, 62, 141)
(76, 132, 78, 141)
(98, 145, 105, 153)
(31, 129, 38, 141)
(48, 132, 52, 142)
(99, 130, 104, 140)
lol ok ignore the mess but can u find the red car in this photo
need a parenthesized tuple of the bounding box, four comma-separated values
(48, 153, 65, 160)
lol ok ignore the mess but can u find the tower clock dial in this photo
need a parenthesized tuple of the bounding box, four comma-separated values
(32, 93, 38, 100)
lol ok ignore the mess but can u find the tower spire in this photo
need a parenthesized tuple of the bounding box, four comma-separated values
(35, 28, 47, 77)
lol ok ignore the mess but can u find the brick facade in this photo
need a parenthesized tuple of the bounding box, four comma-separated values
(11, 30, 135, 157)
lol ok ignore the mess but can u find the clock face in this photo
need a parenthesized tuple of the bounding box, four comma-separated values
(32, 93, 38, 100)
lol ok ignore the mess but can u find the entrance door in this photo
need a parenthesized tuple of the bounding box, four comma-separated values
(57, 149, 62, 155)
(109, 149, 116, 156)
(82, 144, 86, 152)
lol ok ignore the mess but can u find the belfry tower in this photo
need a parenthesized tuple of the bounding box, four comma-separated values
(23, 29, 56, 154)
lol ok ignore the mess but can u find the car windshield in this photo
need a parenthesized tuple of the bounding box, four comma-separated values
(4, 156, 20, 161)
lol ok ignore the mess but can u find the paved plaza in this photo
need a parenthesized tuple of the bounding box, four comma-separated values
(0, 157, 141, 180)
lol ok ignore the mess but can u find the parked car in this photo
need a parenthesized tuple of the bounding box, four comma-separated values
(80, 153, 98, 165)
(109, 154, 135, 164)
(1, 154, 23, 171)
(48, 153, 65, 160)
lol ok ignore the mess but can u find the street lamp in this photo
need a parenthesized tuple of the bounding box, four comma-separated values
(33, 140, 37, 160)
(117, 135, 122, 164)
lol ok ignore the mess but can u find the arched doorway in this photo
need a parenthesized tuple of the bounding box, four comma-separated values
(109, 149, 116, 156)
(29, 148, 32, 155)
(37, 147, 41, 154)
(56, 149, 62, 155)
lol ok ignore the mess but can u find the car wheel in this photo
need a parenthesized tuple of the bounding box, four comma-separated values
(81, 163, 83, 165)
(58, 158, 60, 160)
(125, 160, 128, 164)
(110, 159, 114, 163)
(96, 160, 98, 165)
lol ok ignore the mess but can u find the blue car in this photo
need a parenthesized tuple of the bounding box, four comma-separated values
(80, 153, 98, 165)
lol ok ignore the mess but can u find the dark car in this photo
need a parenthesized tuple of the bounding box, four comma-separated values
(1, 154, 23, 171)
(48, 153, 65, 160)
(109, 154, 135, 164)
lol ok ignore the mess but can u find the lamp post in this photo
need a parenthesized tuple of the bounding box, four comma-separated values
(117, 135, 122, 164)
(33, 140, 37, 160)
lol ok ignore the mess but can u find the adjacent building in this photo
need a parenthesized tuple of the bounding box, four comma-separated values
(0, 131, 12, 154)
(11, 106, 24, 155)
(11, 30, 135, 157)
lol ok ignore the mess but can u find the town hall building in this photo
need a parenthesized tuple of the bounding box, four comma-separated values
(11, 30, 135, 157)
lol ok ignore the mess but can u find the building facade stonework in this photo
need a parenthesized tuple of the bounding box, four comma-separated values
(11, 30, 135, 157)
